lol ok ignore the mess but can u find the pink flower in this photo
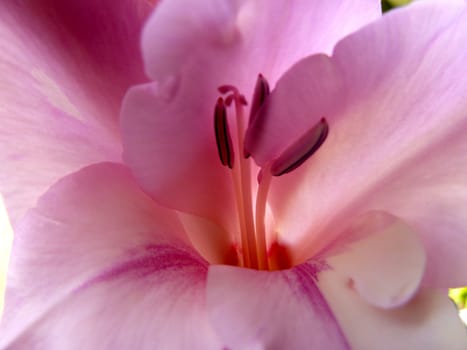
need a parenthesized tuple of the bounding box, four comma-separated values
(1, 0, 467, 349)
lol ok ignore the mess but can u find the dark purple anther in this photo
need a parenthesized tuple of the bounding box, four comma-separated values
(270, 118, 329, 176)
(214, 97, 235, 169)
(244, 74, 270, 158)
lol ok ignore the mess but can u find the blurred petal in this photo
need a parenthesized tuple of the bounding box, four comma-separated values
(142, 0, 381, 83)
(319, 272, 467, 349)
(0, 0, 153, 223)
(0, 163, 220, 348)
(206, 264, 350, 349)
(245, 1, 467, 287)
(1, 0, 153, 125)
(123, 0, 380, 228)
(323, 212, 426, 308)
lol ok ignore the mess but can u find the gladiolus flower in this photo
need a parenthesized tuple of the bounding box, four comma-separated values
(1, 0, 467, 349)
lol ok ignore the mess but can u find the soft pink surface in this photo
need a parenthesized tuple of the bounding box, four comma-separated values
(0, 0, 153, 224)
(244, 1, 467, 287)
(121, 0, 381, 230)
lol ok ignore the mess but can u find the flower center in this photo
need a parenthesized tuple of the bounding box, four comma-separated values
(214, 74, 328, 271)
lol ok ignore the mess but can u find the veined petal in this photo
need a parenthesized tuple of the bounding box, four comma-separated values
(0, 163, 220, 348)
(206, 264, 350, 350)
(0, 0, 153, 224)
(124, 0, 381, 229)
(246, 1, 467, 287)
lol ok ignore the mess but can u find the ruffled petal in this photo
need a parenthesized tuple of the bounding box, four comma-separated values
(0, 0, 152, 223)
(206, 264, 350, 349)
(122, 0, 381, 227)
(0, 163, 220, 348)
(319, 271, 467, 349)
(245, 1, 467, 287)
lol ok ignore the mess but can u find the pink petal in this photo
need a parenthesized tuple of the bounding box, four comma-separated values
(323, 212, 426, 309)
(246, 1, 467, 287)
(123, 0, 381, 227)
(3, 244, 221, 349)
(0, 163, 220, 348)
(319, 271, 467, 349)
(206, 264, 350, 349)
(0, 0, 152, 224)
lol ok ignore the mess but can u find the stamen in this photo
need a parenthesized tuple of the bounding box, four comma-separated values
(270, 118, 329, 176)
(214, 97, 234, 168)
(217, 84, 258, 269)
(255, 166, 272, 270)
(215, 75, 318, 271)
(244, 74, 270, 158)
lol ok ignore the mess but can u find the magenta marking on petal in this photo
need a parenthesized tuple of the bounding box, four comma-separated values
(285, 262, 351, 349)
(79, 244, 207, 290)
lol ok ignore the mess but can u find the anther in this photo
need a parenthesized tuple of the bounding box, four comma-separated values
(248, 74, 270, 127)
(244, 74, 270, 158)
(214, 97, 235, 169)
(270, 118, 329, 176)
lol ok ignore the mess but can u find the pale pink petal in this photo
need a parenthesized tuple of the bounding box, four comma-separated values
(0, 163, 220, 348)
(206, 264, 350, 349)
(319, 271, 467, 349)
(123, 0, 380, 227)
(0, 0, 153, 224)
(323, 212, 426, 308)
(246, 1, 467, 287)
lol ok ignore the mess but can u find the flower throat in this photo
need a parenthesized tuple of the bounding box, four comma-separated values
(214, 74, 328, 271)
